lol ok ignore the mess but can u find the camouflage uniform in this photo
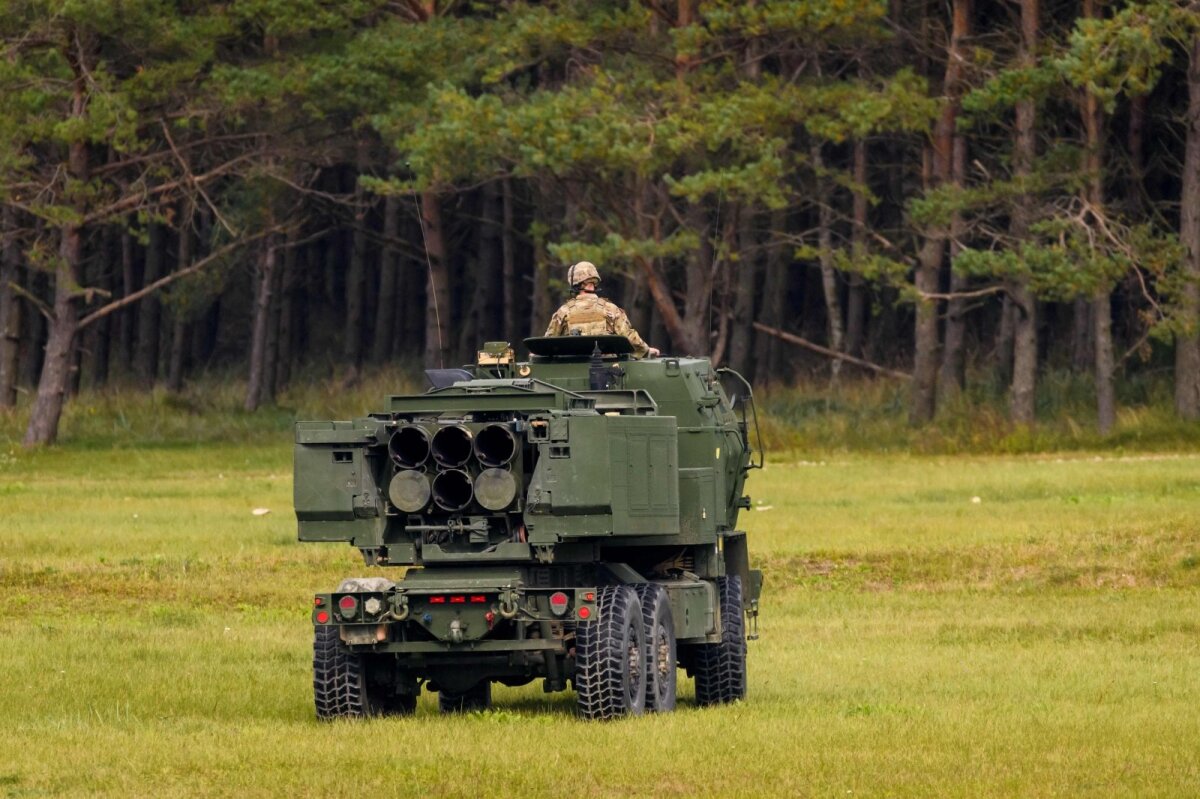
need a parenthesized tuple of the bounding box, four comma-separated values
(544, 293, 651, 358)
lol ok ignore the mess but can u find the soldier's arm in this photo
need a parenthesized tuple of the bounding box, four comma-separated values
(614, 312, 650, 358)
(544, 310, 564, 337)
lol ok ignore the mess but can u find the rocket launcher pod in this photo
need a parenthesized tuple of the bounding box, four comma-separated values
(432, 468, 474, 511)
(473, 424, 517, 467)
(389, 425, 430, 469)
(432, 425, 473, 468)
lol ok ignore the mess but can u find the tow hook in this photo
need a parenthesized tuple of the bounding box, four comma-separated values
(498, 590, 519, 619)
(449, 619, 465, 644)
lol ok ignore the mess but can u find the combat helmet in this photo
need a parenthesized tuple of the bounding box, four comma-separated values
(567, 261, 601, 288)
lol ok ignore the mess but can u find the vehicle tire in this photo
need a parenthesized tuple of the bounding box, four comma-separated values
(438, 681, 492, 713)
(633, 584, 677, 712)
(313, 625, 416, 719)
(692, 575, 746, 706)
(574, 585, 646, 720)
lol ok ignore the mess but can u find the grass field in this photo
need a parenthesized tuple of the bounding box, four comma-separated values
(2, 438, 1198, 797)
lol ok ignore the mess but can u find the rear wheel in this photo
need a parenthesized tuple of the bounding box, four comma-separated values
(313, 625, 416, 719)
(575, 585, 646, 720)
(633, 584, 677, 712)
(692, 576, 746, 706)
(438, 682, 492, 713)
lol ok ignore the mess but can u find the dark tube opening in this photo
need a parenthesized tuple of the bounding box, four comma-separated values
(474, 424, 517, 467)
(431, 424, 473, 467)
(432, 469, 474, 511)
(389, 425, 430, 469)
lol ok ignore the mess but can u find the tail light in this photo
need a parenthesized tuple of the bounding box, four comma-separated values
(338, 595, 358, 619)
(549, 591, 570, 617)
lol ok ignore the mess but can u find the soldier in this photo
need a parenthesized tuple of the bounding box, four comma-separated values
(544, 262, 660, 358)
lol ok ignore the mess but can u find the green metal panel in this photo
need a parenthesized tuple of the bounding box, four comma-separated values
(608, 415, 678, 535)
(664, 580, 716, 641)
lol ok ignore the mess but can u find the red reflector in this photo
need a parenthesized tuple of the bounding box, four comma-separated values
(449, 595, 466, 604)
(338, 596, 357, 611)
(314, 596, 325, 607)
(549, 591, 569, 617)
(577, 607, 591, 620)
(429, 596, 446, 604)
(583, 592, 595, 602)
(316, 610, 329, 624)
(470, 595, 487, 604)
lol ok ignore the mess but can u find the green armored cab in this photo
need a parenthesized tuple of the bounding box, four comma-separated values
(295, 335, 763, 719)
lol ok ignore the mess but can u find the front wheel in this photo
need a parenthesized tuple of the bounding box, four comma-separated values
(574, 585, 646, 720)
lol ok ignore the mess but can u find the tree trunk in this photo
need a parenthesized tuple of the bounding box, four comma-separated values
(421, 191, 451, 368)
(83, 227, 116, 390)
(911, 233, 942, 424)
(1070, 298, 1092, 371)
(166, 321, 187, 393)
(1175, 35, 1200, 420)
(1128, 93, 1146, 214)
(530, 256, 550, 338)
(19, 271, 47, 391)
(135, 224, 164, 386)
(116, 227, 136, 376)
(344, 146, 370, 379)
(1009, 0, 1039, 426)
(275, 236, 296, 391)
(244, 241, 276, 412)
(0, 205, 21, 408)
(995, 295, 1015, 378)
(846, 138, 869, 358)
(400, 216, 425, 353)
(166, 213, 191, 393)
(1083, 0, 1114, 434)
(636, 184, 692, 353)
(263, 252, 281, 404)
(23, 228, 81, 446)
(372, 194, 400, 362)
(459, 184, 501, 358)
(914, 0, 970, 422)
(1094, 290, 1115, 433)
(500, 179, 520, 346)
(939, 118, 970, 400)
(683, 203, 714, 355)
(1009, 282, 1037, 423)
(727, 206, 758, 378)
(754, 208, 788, 381)
(24, 49, 89, 447)
(811, 143, 844, 384)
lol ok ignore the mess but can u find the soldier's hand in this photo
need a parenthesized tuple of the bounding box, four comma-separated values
(648, 347, 661, 358)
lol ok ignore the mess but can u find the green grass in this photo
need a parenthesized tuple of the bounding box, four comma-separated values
(4, 366, 1199, 456)
(2, 441, 1198, 797)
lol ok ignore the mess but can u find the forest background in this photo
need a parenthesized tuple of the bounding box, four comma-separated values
(3, 0, 1200, 448)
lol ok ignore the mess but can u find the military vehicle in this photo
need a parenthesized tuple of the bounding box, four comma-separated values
(294, 335, 763, 719)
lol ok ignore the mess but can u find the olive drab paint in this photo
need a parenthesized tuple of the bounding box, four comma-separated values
(297, 335, 763, 720)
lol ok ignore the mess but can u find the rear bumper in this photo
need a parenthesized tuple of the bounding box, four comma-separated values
(312, 582, 598, 650)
